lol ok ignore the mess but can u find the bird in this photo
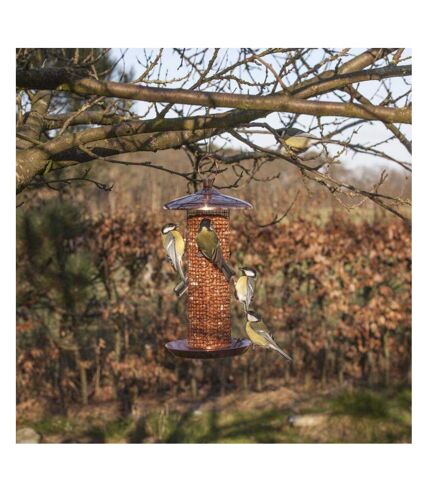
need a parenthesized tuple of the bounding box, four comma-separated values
(245, 310, 292, 361)
(161, 223, 187, 297)
(195, 218, 235, 282)
(277, 127, 318, 154)
(235, 266, 257, 312)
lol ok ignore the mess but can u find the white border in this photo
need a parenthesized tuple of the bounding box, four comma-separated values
(2, 2, 426, 491)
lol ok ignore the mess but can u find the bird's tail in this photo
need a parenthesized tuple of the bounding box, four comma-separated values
(271, 344, 292, 361)
(220, 260, 235, 282)
(174, 278, 188, 298)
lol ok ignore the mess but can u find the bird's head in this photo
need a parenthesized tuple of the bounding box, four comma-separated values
(199, 218, 212, 231)
(246, 310, 261, 323)
(241, 266, 257, 278)
(161, 223, 177, 234)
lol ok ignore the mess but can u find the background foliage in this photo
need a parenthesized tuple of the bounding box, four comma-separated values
(16, 184, 411, 442)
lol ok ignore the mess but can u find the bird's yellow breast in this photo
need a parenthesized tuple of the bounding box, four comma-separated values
(235, 275, 248, 296)
(282, 135, 311, 150)
(172, 230, 185, 257)
(245, 321, 269, 347)
(196, 228, 216, 257)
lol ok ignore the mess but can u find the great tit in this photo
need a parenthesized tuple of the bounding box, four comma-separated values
(277, 127, 318, 154)
(161, 223, 187, 297)
(235, 266, 257, 312)
(195, 218, 235, 282)
(245, 310, 292, 361)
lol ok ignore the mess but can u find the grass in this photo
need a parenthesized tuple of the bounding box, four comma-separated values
(32, 416, 74, 436)
(329, 390, 390, 418)
(22, 386, 411, 444)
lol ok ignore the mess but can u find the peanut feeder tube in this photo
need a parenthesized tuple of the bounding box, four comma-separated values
(164, 178, 252, 359)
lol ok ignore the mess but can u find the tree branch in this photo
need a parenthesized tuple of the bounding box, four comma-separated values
(17, 66, 411, 123)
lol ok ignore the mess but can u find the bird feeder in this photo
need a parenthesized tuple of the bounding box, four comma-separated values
(164, 177, 252, 359)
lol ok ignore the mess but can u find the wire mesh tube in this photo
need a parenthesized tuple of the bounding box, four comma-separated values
(186, 209, 231, 349)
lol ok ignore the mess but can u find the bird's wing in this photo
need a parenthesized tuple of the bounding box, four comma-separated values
(250, 321, 292, 360)
(201, 230, 222, 262)
(234, 276, 241, 300)
(294, 132, 317, 142)
(196, 230, 216, 260)
(281, 128, 316, 138)
(211, 239, 235, 279)
(281, 127, 304, 137)
(165, 233, 180, 272)
(252, 321, 274, 342)
(235, 275, 246, 302)
(246, 276, 255, 309)
(246, 321, 271, 348)
(210, 233, 224, 264)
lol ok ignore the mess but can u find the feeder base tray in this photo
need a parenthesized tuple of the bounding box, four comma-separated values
(165, 338, 251, 359)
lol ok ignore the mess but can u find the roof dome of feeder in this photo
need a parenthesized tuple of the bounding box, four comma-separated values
(163, 178, 253, 211)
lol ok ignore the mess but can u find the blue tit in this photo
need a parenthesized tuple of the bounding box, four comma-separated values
(161, 223, 187, 297)
(235, 266, 257, 312)
(277, 127, 318, 154)
(245, 310, 292, 361)
(195, 218, 235, 282)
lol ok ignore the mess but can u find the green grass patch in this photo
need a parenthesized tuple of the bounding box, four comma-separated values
(329, 389, 390, 419)
(31, 416, 74, 436)
(26, 386, 411, 444)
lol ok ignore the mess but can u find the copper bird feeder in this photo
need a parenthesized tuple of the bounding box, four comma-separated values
(164, 177, 252, 359)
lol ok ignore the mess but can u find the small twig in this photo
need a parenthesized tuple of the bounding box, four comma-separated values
(250, 191, 300, 228)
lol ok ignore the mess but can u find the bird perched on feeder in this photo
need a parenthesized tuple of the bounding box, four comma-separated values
(235, 266, 257, 312)
(277, 127, 318, 155)
(245, 310, 292, 361)
(195, 218, 235, 282)
(161, 223, 187, 297)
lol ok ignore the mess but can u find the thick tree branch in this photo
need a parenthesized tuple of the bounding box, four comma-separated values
(16, 126, 226, 192)
(17, 66, 411, 123)
(42, 49, 400, 131)
(43, 110, 131, 129)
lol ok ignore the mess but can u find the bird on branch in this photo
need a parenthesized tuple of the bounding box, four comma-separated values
(277, 127, 318, 156)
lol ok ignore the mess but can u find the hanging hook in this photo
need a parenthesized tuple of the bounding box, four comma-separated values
(198, 155, 220, 186)
(194, 108, 220, 188)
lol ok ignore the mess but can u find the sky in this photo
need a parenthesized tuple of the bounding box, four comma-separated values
(111, 48, 412, 173)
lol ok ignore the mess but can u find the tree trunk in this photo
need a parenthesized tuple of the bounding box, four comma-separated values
(57, 349, 67, 414)
(243, 366, 249, 392)
(94, 344, 101, 399)
(190, 377, 198, 399)
(75, 352, 88, 406)
(256, 366, 263, 392)
(383, 331, 390, 386)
